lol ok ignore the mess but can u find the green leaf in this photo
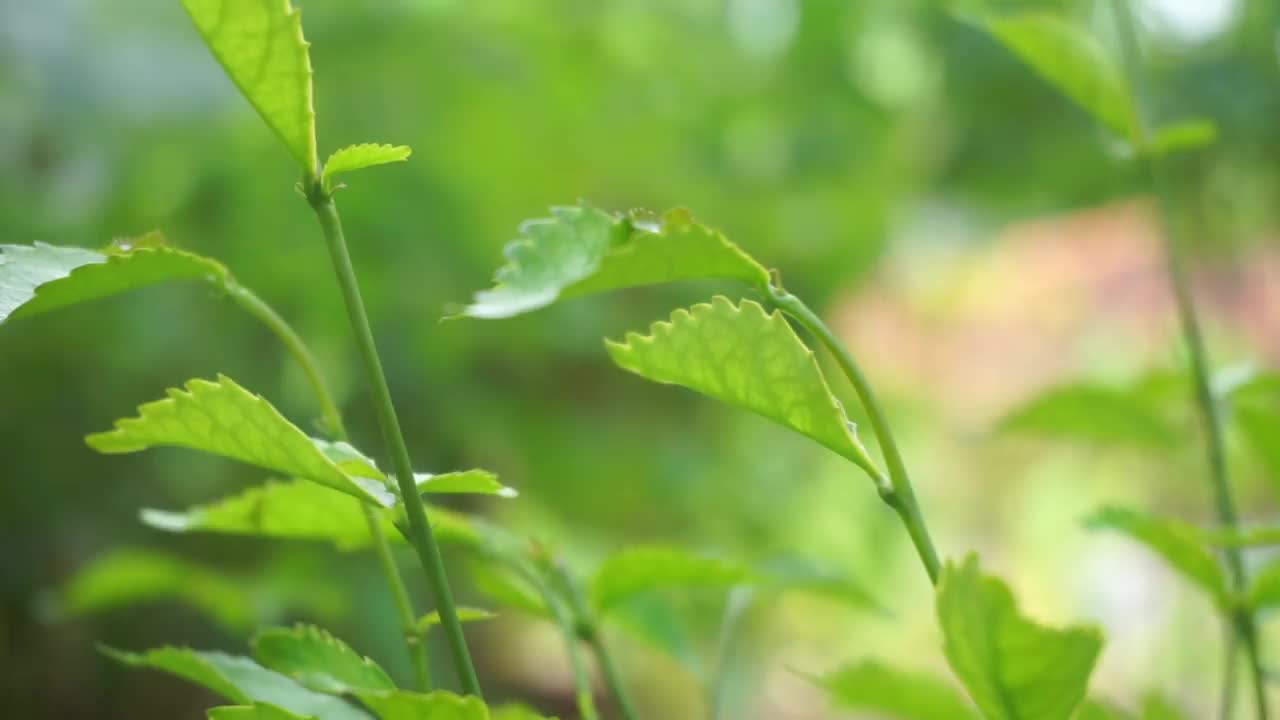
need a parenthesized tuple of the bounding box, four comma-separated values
(209, 704, 314, 720)
(489, 705, 558, 720)
(817, 661, 979, 720)
(1151, 119, 1218, 156)
(415, 607, 497, 634)
(141, 479, 480, 551)
(590, 546, 752, 613)
(962, 11, 1135, 139)
(606, 296, 878, 474)
(460, 205, 770, 319)
(252, 625, 395, 695)
(59, 548, 253, 632)
(1077, 699, 1135, 720)
(0, 240, 229, 325)
(1084, 507, 1227, 605)
(936, 555, 1103, 720)
(999, 383, 1178, 448)
(322, 144, 412, 189)
(105, 646, 369, 720)
(356, 690, 488, 720)
(1140, 693, 1189, 720)
(469, 561, 551, 619)
(87, 376, 394, 507)
(312, 438, 516, 498)
(1247, 557, 1280, 611)
(182, 0, 318, 173)
(1233, 375, 1280, 486)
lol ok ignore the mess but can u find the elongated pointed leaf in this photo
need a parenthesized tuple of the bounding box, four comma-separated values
(460, 205, 770, 319)
(963, 11, 1135, 139)
(60, 549, 253, 631)
(209, 705, 313, 720)
(87, 376, 393, 506)
(1084, 507, 1227, 605)
(322, 144, 412, 189)
(253, 625, 394, 695)
(105, 647, 369, 720)
(356, 690, 488, 720)
(415, 607, 497, 634)
(590, 546, 752, 613)
(1151, 119, 1218, 156)
(182, 0, 318, 173)
(817, 661, 979, 720)
(140, 479, 480, 551)
(937, 555, 1103, 720)
(1000, 383, 1179, 448)
(606, 297, 878, 473)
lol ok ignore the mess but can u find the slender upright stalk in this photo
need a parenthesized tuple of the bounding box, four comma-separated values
(1108, 2, 1267, 716)
(304, 188, 483, 697)
(766, 286, 942, 584)
(551, 560, 641, 720)
(224, 280, 434, 691)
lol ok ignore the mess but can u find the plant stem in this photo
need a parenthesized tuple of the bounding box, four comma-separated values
(551, 560, 641, 720)
(306, 190, 483, 697)
(1108, 2, 1267, 717)
(224, 280, 434, 691)
(766, 286, 942, 584)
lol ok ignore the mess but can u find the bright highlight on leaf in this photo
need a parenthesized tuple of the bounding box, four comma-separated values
(357, 690, 489, 720)
(606, 296, 879, 475)
(322, 144, 412, 189)
(87, 375, 395, 506)
(252, 625, 395, 695)
(1084, 506, 1227, 605)
(817, 660, 979, 720)
(590, 546, 752, 613)
(105, 646, 369, 720)
(937, 555, 1102, 720)
(313, 437, 516, 498)
(182, 0, 318, 174)
(415, 607, 497, 634)
(460, 205, 770, 319)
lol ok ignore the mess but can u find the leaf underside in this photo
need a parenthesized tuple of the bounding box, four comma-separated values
(817, 660, 979, 720)
(460, 205, 770, 319)
(1084, 506, 1227, 605)
(606, 296, 878, 474)
(322, 143, 412, 188)
(252, 625, 395, 695)
(937, 555, 1102, 720)
(183, 0, 318, 173)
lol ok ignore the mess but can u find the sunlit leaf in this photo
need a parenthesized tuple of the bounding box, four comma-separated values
(415, 607, 497, 634)
(59, 548, 253, 632)
(182, 0, 318, 173)
(489, 705, 558, 720)
(999, 383, 1178, 447)
(356, 690, 487, 720)
(1151, 119, 1218, 156)
(252, 625, 394, 695)
(1247, 557, 1280, 611)
(312, 438, 516, 498)
(104, 646, 369, 720)
(1084, 507, 1227, 605)
(209, 704, 313, 720)
(606, 296, 879, 474)
(87, 376, 394, 506)
(459, 205, 770, 319)
(590, 545, 752, 613)
(937, 555, 1102, 720)
(140, 479, 480, 551)
(322, 144, 412, 189)
(1233, 375, 1280, 487)
(1140, 693, 1189, 720)
(817, 661, 979, 720)
(1077, 699, 1135, 720)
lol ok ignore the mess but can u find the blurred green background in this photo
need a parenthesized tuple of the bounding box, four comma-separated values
(2, 0, 1279, 717)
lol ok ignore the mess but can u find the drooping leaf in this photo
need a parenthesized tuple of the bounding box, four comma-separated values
(1084, 507, 1227, 605)
(209, 704, 314, 720)
(459, 205, 770, 319)
(87, 376, 394, 506)
(936, 555, 1103, 720)
(1151, 119, 1218, 156)
(312, 438, 516, 498)
(322, 144, 412, 189)
(415, 607, 497, 634)
(816, 661, 979, 720)
(590, 546, 752, 613)
(961, 11, 1135, 139)
(468, 560, 551, 619)
(758, 557, 882, 612)
(104, 646, 369, 720)
(182, 0, 318, 173)
(999, 383, 1178, 447)
(140, 479, 480, 551)
(356, 690, 488, 720)
(606, 297, 879, 474)
(1247, 557, 1280, 611)
(252, 625, 395, 695)
(59, 548, 253, 632)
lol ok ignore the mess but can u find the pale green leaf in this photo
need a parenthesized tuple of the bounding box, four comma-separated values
(252, 625, 394, 695)
(312, 438, 516, 498)
(469, 561, 551, 619)
(1140, 693, 1189, 720)
(817, 661, 979, 720)
(460, 205, 770, 319)
(209, 704, 313, 720)
(415, 607, 497, 634)
(322, 144, 412, 189)
(1233, 375, 1280, 487)
(140, 479, 480, 551)
(356, 690, 488, 720)
(87, 376, 394, 506)
(1084, 507, 1227, 604)
(1247, 557, 1280, 611)
(489, 705, 558, 720)
(104, 646, 369, 720)
(967, 12, 1135, 138)
(182, 0, 318, 173)
(937, 555, 1103, 720)
(606, 296, 878, 474)
(1151, 119, 1218, 156)
(59, 548, 253, 632)
(1000, 383, 1179, 447)
(590, 546, 752, 613)
(1077, 699, 1135, 720)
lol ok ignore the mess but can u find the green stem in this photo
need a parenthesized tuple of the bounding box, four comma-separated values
(518, 563, 601, 720)
(708, 588, 753, 720)
(224, 280, 434, 691)
(1223, 623, 1239, 720)
(766, 286, 942, 584)
(1108, 2, 1266, 717)
(305, 189, 482, 697)
(556, 563, 640, 720)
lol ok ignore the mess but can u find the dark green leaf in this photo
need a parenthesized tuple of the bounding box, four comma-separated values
(817, 661, 979, 719)
(1084, 507, 1227, 604)
(937, 555, 1103, 720)
(252, 625, 395, 695)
